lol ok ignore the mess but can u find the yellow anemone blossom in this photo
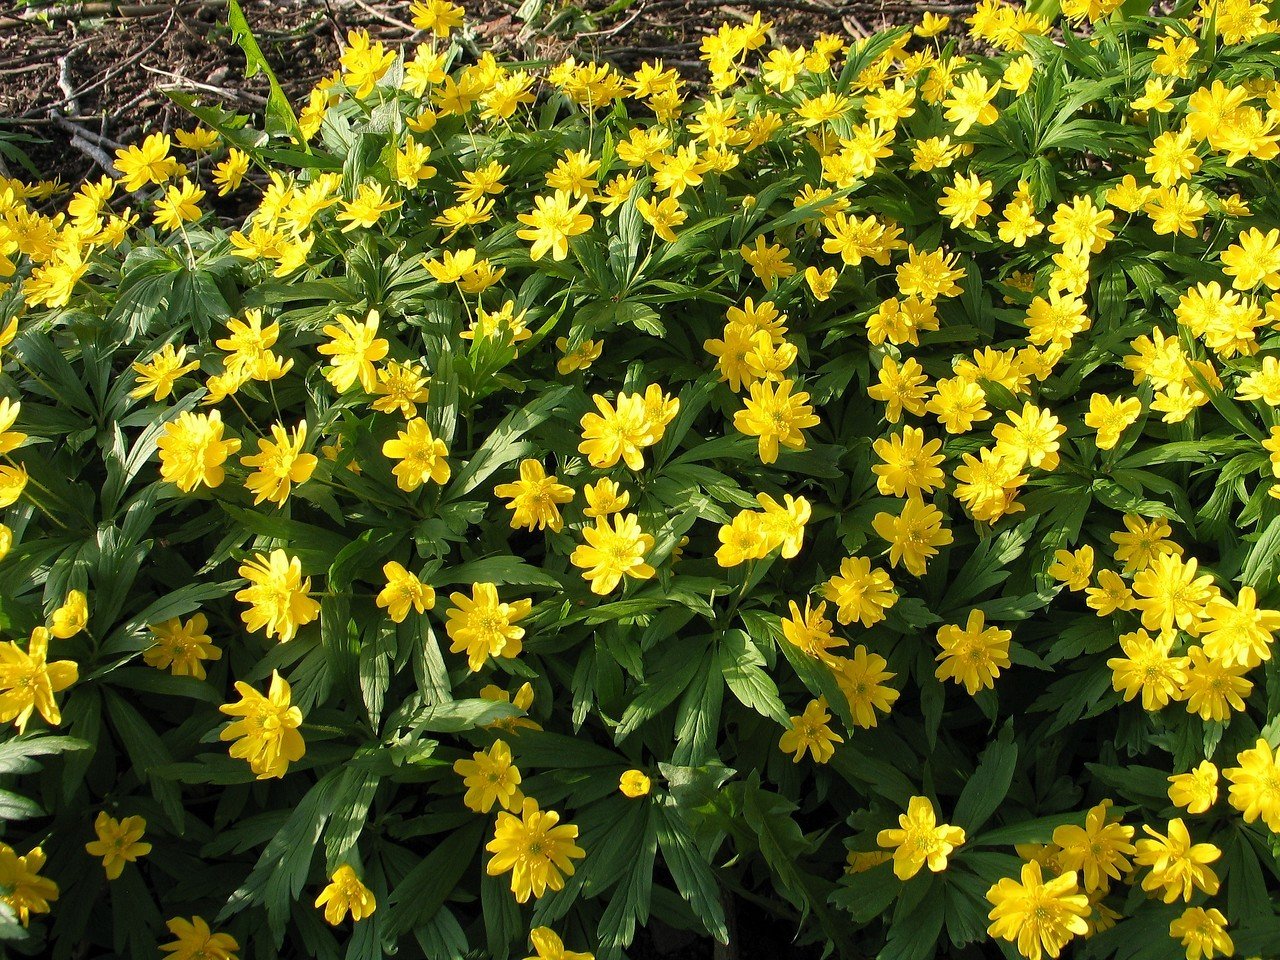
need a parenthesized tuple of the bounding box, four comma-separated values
(314, 865, 376, 925)
(571, 513, 656, 594)
(485, 797, 585, 903)
(877, 796, 966, 880)
(235, 550, 321, 642)
(445, 583, 532, 671)
(218, 670, 306, 779)
(85, 812, 151, 880)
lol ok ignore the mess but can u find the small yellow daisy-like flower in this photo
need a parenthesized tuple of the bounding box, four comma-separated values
(382, 418, 451, 491)
(445, 583, 532, 671)
(314, 864, 376, 925)
(376, 561, 435, 624)
(240, 420, 318, 507)
(494, 460, 575, 532)
(877, 796, 965, 880)
(218, 670, 306, 780)
(485, 797, 585, 903)
(454, 740, 522, 813)
(934, 609, 1011, 695)
(235, 550, 321, 643)
(143, 613, 221, 680)
(49, 589, 89, 640)
(619, 769, 652, 798)
(85, 812, 151, 880)
(1168, 760, 1219, 815)
(778, 698, 843, 764)
(571, 513, 656, 595)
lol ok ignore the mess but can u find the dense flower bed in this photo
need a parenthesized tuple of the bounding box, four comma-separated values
(3, 1, 1280, 958)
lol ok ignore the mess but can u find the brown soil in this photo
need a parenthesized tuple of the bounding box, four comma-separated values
(0, 0, 974, 187)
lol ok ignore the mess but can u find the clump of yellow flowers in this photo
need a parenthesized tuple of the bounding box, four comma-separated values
(4, 0, 1280, 957)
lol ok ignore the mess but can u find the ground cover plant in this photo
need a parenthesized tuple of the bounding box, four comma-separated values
(3, 0, 1280, 958)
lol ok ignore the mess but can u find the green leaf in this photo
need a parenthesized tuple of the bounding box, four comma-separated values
(718, 629, 789, 724)
(444, 384, 574, 497)
(226, 0, 307, 145)
(654, 806, 729, 943)
(953, 722, 1018, 833)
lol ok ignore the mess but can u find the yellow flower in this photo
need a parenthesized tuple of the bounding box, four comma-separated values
(1132, 554, 1216, 635)
(0, 843, 59, 927)
(872, 426, 945, 498)
(1134, 818, 1220, 903)
(733, 378, 820, 464)
(525, 926, 594, 960)
(822, 556, 897, 627)
(376, 561, 435, 623)
(571, 513, 656, 595)
(583, 478, 629, 518)
(934, 609, 1011, 694)
(1110, 514, 1181, 575)
(445, 583, 532, 671)
(315, 864, 376, 925)
(153, 178, 205, 231)
(516, 190, 594, 261)
(619, 770, 651, 798)
(144, 613, 221, 680)
(212, 148, 250, 195)
(986, 860, 1089, 960)
(715, 509, 769, 567)
(1181, 647, 1251, 722)
(235, 550, 321, 642)
(636, 195, 686, 242)
(556, 337, 602, 375)
(340, 28, 396, 98)
(992, 402, 1065, 471)
(739, 234, 795, 289)
(454, 740, 523, 813)
(1084, 394, 1142, 450)
(160, 916, 238, 960)
(1224, 738, 1280, 832)
(1199, 586, 1280, 668)
(1107, 629, 1188, 711)
(131, 343, 201, 401)
(382, 417, 451, 491)
(938, 171, 993, 228)
(409, 0, 464, 37)
(578, 392, 657, 471)
(778, 698, 843, 764)
(49, 589, 88, 639)
(871, 498, 953, 577)
(832, 645, 899, 728)
(1168, 760, 1219, 815)
(1085, 569, 1135, 616)
(485, 797, 585, 903)
(241, 420, 317, 506)
(0, 628, 77, 733)
(85, 812, 151, 880)
(371, 360, 430, 418)
(1221, 226, 1280, 291)
(877, 795, 965, 880)
(0, 464, 27, 509)
(942, 71, 999, 135)
(336, 182, 402, 232)
(114, 132, 179, 191)
(1051, 802, 1134, 893)
(804, 265, 837, 301)
(1169, 907, 1232, 960)
(318, 310, 389, 393)
(156, 410, 241, 492)
(219, 670, 305, 779)
(494, 460, 575, 532)
(1048, 546, 1094, 591)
